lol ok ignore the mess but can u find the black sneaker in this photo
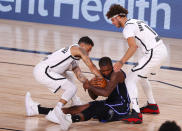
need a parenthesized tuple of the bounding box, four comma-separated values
(121, 109, 142, 124)
(140, 103, 160, 114)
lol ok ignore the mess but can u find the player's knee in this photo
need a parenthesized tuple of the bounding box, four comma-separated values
(65, 71, 75, 83)
(61, 80, 77, 101)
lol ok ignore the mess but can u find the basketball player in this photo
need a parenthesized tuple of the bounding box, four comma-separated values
(26, 57, 130, 130)
(25, 36, 102, 124)
(106, 4, 167, 123)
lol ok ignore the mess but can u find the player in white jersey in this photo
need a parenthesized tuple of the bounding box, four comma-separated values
(25, 36, 102, 124)
(106, 4, 167, 123)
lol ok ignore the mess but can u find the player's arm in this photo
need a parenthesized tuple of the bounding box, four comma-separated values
(120, 37, 138, 64)
(72, 66, 88, 84)
(114, 37, 138, 71)
(88, 89, 98, 100)
(85, 71, 125, 97)
(71, 46, 102, 77)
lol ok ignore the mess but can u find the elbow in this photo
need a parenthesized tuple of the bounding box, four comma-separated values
(134, 45, 138, 50)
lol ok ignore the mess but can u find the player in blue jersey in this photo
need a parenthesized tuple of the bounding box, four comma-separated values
(25, 57, 130, 130)
(57, 56, 130, 129)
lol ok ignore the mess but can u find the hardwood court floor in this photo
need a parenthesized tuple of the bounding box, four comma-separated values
(0, 19, 182, 131)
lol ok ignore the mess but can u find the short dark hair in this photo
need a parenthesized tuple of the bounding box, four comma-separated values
(78, 36, 94, 46)
(99, 57, 113, 67)
(159, 121, 181, 131)
(106, 4, 128, 19)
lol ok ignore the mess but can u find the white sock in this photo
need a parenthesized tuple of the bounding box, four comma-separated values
(131, 98, 140, 113)
(140, 79, 156, 104)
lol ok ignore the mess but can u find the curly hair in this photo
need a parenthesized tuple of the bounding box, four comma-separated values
(106, 4, 128, 19)
(159, 121, 181, 131)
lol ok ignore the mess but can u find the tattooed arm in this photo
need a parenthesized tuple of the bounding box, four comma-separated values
(71, 46, 102, 78)
(72, 66, 88, 84)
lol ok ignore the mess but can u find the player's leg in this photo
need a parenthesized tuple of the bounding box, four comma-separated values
(62, 104, 90, 115)
(140, 78, 156, 104)
(125, 72, 140, 113)
(139, 77, 160, 114)
(124, 72, 143, 124)
(128, 48, 158, 112)
(138, 44, 167, 114)
(64, 101, 107, 123)
(52, 103, 95, 130)
(38, 105, 53, 115)
(124, 51, 155, 123)
(45, 78, 77, 124)
(32, 64, 78, 123)
(139, 45, 167, 114)
(65, 71, 82, 106)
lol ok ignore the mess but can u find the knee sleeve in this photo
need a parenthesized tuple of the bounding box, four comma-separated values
(61, 80, 77, 102)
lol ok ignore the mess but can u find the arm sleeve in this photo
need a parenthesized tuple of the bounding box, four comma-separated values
(71, 60, 79, 70)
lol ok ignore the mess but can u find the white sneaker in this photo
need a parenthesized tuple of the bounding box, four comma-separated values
(45, 109, 60, 124)
(55, 106, 72, 131)
(71, 96, 82, 106)
(25, 92, 39, 116)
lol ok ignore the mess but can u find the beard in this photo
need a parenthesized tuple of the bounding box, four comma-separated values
(117, 22, 122, 28)
(102, 70, 113, 80)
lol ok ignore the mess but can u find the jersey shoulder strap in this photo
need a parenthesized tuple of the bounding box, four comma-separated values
(70, 43, 81, 60)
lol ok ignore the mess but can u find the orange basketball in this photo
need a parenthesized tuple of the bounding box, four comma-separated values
(89, 77, 107, 88)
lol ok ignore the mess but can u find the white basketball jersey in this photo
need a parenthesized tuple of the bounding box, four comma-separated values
(42, 44, 80, 74)
(123, 19, 162, 53)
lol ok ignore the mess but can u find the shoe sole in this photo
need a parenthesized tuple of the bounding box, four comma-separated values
(141, 110, 160, 114)
(45, 111, 60, 124)
(121, 119, 142, 124)
(141, 112, 159, 114)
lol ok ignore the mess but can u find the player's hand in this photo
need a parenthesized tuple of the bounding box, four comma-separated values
(113, 61, 123, 72)
(83, 79, 90, 90)
(90, 77, 104, 87)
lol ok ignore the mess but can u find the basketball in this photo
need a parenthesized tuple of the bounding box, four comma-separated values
(89, 77, 107, 88)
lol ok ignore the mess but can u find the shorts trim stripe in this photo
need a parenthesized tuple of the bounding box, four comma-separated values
(70, 55, 80, 60)
(135, 36, 150, 52)
(105, 104, 129, 115)
(138, 75, 148, 79)
(131, 49, 153, 72)
(54, 86, 61, 93)
(45, 66, 66, 80)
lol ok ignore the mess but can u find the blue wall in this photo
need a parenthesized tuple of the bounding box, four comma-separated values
(0, 0, 181, 39)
